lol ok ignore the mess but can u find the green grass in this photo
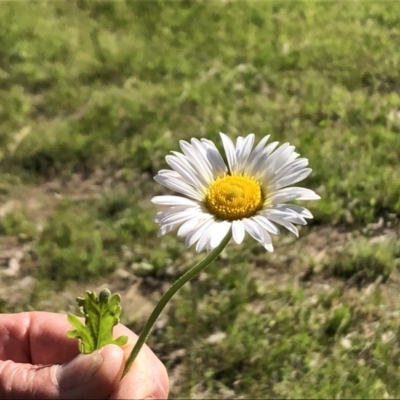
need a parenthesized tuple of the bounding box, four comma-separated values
(330, 238, 395, 285)
(0, 0, 400, 398)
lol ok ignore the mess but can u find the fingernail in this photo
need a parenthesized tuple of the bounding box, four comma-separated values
(56, 349, 104, 390)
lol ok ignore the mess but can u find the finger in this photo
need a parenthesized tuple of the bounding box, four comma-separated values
(0, 344, 125, 400)
(110, 341, 169, 400)
(0, 312, 80, 364)
(0, 312, 140, 365)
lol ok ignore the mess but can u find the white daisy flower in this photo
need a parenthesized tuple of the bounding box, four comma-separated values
(152, 132, 320, 252)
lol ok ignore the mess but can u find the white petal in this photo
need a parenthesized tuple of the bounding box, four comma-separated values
(291, 188, 321, 200)
(235, 134, 255, 172)
(284, 214, 307, 225)
(157, 223, 180, 237)
(209, 220, 232, 249)
(151, 195, 199, 207)
(271, 158, 309, 184)
(235, 136, 244, 151)
(185, 218, 216, 248)
(272, 145, 296, 173)
(200, 139, 227, 176)
(220, 132, 237, 173)
(260, 141, 279, 159)
(242, 218, 264, 242)
(273, 168, 312, 190)
(232, 220, 245, 244)
(262, 208, 299, 221)
(272, 205, 311, 224)
(251, 215, 280, 235)
(262, 208, 307, 226)
(154, 174, 204, 201)
(190, 138, 209, 158)
(243, 218, 274, 251)
(274, 219, 299, 237)
(179, 140, 214, 183)
(154, 206, 193, 223)
(196, 222, 215, 252)
(178, 214, 213, 237)
(288, 151, 300, 163)
(283, 205, 314, 219)
(196, 220, 231, 252)
(191, 138, 218, 173)
(160, 207, 201, 226)
(262, 212, 299, 236)
(261, 143, 294, 178)
(247, 135, 270, 165)
(247, 141, 279, 177)
(269, 187, 320, 204)
(260, 229, 274, 252)
(167, 153, 208, 190)
(260, 142, 289, 169)
(157, 169, 181, 179)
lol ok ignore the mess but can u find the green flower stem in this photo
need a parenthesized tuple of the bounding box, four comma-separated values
(122, 231, 232, 377)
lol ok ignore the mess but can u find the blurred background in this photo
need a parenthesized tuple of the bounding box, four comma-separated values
(0, 0, 400, 398)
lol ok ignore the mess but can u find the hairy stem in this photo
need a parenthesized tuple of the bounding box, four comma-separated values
(123, 231, 232, 376)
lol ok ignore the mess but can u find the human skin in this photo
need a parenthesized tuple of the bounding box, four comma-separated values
(0, 312, 169, 399)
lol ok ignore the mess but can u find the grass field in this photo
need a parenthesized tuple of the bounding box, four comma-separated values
(1, 0, 400, 398)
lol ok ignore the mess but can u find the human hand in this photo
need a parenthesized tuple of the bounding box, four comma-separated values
(0, 311, 169, 399)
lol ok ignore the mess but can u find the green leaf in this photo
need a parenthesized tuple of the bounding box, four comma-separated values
(67, 288, 128, 353)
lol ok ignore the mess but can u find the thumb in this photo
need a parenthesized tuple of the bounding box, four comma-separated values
(0, 345, 125, 400)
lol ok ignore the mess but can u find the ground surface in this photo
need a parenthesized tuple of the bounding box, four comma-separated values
(0, 1, 400, 398)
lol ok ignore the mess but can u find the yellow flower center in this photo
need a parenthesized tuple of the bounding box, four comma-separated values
(204, 174, 264, 220)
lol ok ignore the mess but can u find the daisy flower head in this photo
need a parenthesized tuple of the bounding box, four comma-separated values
(152, 133, 320, 253)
